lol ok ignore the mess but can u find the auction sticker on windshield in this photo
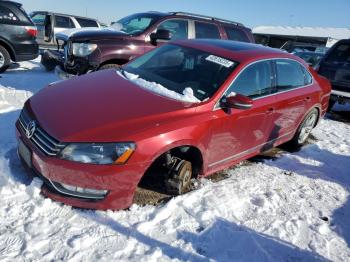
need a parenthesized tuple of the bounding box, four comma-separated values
(205, 55, 234, 68)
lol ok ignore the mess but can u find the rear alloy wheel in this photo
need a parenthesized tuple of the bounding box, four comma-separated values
(0, 45, 11, 73)
(289, 108, 318, 148)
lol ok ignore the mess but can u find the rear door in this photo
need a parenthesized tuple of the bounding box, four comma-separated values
(193, 21, 221, 39)
(271, 59, 317, 140)
(53, 15, 76, 34)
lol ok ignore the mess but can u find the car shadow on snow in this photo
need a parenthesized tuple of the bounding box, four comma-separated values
(263, 143, 350, 249)
(179, 218, 326, 261)
(81, 211, 210, 262)
(84, 213, 326, 261)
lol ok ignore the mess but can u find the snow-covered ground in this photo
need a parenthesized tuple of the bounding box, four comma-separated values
(0, 59, 350, 261)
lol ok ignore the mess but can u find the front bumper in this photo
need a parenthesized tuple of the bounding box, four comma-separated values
(16, 124, 149, 210)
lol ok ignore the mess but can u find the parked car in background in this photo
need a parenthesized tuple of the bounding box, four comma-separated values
(0, 1, 38, 73)
(293, 51, 324, 68)
(29, 11, 101, 48)
(17, 40, 331, 210)
(43, 11, 254, 76)
(317, 39, 350, 110)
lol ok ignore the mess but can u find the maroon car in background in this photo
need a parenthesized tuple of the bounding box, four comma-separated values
(42, 11, 254, 76)
(17, 40, 331, 210)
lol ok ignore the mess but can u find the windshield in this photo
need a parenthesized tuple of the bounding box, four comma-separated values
(114, 13, 158, 35)
(123, 44, 237, 102)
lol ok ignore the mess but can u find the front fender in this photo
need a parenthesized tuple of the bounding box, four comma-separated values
(132, 123, 211, 175)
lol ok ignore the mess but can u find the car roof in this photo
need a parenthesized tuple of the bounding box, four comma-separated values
(334, 38, 350, 45)
(30, 11, 98, 21)
(0, 1, 22, 7)
(174, 39, 299, 64)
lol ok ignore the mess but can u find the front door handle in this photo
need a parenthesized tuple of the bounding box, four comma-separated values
(304, 97, 311, 102)
(266, 108, 274, 114)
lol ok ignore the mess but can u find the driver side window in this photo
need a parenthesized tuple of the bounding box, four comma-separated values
(157, 19, 188, 40)
(226, 61, 273, 99)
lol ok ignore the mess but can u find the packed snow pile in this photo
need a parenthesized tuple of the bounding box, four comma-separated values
(0, 58, 350, 261)
(120, 70, 201, 103)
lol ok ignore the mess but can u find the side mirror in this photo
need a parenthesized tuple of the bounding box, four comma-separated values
(221, 94, 253, 110)
(150, 29, 171, 45)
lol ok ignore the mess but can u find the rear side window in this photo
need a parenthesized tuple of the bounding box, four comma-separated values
(195, 21, 220, 39)
(276, 60, 306, 90)
(76, 18, 98, 27)
(0, 6, 19, 23)
(30, 13, 46, 25)
(300, 65, 313, 85)
(227, 61, 273, 98)
(157, 19, 188, 40)
(224, 26, 249, 42)
(326, 44, 350, 63)
(55, 15, 75, 28)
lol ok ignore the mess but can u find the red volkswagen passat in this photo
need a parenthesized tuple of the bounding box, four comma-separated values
(16, 39, 331, 210)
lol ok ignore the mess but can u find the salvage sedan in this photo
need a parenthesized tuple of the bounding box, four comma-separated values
(16, 39, 331, 210)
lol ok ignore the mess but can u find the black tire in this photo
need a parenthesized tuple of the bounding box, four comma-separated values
(98, 63, 120, 71)
(287, 108, 319, 148)
(0, 45, 11, 73)
(41, 52, 58, 72)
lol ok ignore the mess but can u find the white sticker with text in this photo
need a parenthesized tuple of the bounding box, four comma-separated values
(205, 55, 234, 68)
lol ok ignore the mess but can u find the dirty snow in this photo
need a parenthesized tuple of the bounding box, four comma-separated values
(0, 58, 350, 261)
(121, 70, 200, 103)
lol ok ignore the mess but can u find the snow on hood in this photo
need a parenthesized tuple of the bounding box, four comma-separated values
(120, 71, 201, 103)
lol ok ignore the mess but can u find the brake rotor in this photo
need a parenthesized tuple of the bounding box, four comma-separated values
(165, 159, 192, 195)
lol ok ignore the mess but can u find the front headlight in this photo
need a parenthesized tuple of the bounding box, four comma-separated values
(72, 42, 97, 57)
(59, 143, 135, 165)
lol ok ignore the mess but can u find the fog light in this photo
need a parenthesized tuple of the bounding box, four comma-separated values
(61, 183, 108, 196)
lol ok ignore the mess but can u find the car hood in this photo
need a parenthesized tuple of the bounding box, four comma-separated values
(28, 70, 196, 142)
(56, 27, 128, 41)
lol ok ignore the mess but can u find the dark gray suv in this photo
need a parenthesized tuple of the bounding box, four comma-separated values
(0, 1, 39, 73)
(318, 39, 350, 110)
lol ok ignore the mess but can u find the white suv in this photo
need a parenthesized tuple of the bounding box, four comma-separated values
(30, 11, 101, 48)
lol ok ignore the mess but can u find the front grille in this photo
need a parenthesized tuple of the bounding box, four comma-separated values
(18, 109, 65, 156)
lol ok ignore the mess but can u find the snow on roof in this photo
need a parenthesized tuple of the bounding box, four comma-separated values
(253, 26, 350, 40)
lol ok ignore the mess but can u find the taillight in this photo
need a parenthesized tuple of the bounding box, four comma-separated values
(25, 26, 37, 37)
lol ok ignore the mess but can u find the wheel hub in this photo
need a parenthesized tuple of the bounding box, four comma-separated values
(298, 113, 317, 143)
(165, 158, 192, 195)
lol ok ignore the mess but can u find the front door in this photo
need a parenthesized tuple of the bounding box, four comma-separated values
(144, 19, 190, 53)
(207, 60, 277, 172)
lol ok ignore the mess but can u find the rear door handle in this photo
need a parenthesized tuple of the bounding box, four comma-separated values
(304, 97, 311, 102)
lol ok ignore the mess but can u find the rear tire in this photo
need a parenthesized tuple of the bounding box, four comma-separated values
(0, 45, 11, 73)
(98, 64, 120, 71)
(287, 108, 319, 148)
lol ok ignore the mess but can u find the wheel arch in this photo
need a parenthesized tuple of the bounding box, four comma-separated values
(0, 38, 15, 61)
(146, 140, 206, 178)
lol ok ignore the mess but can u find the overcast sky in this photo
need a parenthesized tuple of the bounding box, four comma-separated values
(17, 0, 350, 28)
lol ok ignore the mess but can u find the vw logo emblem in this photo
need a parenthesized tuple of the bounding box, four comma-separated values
(25, 121, 36, 139)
